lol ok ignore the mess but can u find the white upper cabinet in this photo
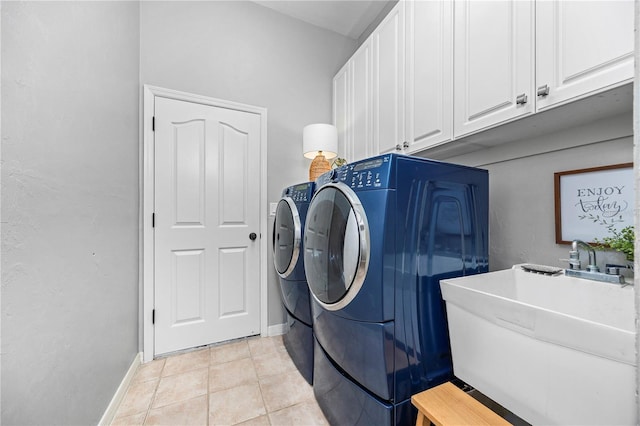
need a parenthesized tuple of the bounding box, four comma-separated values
(332, 40, 373, 164)
(372, 1, 405, 155)
(405, 0, 453, 153)
(334, 0, 633, 158)
(333, 62, 350, 160)
(453, 0, 535, 138)
(351, 39, 373, 162)
(535, 1, 634, 111)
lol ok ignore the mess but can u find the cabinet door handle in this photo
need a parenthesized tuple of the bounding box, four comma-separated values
(537, 84, 550, 97)
(403, 141, 409, 149)
(395, 144, 402, 151)
(516, 94, 528, 105)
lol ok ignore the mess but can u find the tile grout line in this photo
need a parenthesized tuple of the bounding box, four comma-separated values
(251, 344, 273, 425)
(207, 346, 211, 426)
(142, 360, 165, 425)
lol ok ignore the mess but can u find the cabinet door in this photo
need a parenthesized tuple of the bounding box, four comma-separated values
(536, 1, 634, 111)
(453, 0, 534, 138)
(373, 1, 405, 155)
(406, 0, 453, 153)
(351, 40, 373, 162)
(333, 63, 350, 161)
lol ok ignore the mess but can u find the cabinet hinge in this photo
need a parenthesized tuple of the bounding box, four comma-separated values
(152, 309, 155, 324)
(152, 116, 155, 131)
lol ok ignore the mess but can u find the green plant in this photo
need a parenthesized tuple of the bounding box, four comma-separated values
(332, 157, 347, 168)
(595, 225, 635, 262)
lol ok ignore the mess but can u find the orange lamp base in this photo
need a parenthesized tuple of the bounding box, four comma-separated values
(309, 153, 332, 181)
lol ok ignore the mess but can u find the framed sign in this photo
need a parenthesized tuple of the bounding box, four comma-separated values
(554, 163, 634, 245)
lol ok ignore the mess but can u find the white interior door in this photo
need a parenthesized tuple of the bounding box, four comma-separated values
(154, 96, 261, 355)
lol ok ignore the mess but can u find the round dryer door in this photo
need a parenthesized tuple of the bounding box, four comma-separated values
(273, 197, 301, 278)
(304, 182, 369, 310)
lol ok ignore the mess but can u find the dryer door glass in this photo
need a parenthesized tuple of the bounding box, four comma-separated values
(274, 198, 301, 278)
(304, 184, 369, 309)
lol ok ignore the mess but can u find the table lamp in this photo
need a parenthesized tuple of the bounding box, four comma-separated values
(303, 123, 338, 181)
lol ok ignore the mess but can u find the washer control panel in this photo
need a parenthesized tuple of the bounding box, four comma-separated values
(317, 154, 392, 190)
(282, 182, 315, 203)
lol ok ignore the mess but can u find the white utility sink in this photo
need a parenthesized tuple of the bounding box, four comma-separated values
(441, 266, 636, 425)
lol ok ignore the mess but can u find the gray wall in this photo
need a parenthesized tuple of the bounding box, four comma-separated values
(1, 2, 356, 422)
(1, 2, 140, 424)
(140, 1, 357, 326)
(634, 1, 639, 417)
(356, 0, 399, 48)
(443, 112, 634, 272)
(2, 0, 634, 423)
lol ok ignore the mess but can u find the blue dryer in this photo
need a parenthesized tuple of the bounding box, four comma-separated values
(304, 154, 488, 425)
(273, 182, 315, 384)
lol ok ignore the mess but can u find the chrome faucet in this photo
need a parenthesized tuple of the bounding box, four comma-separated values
(569, 239, 599, 272)
(564, 239, 626, 284)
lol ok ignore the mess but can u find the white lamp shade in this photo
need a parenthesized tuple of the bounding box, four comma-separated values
(303, 123, 338, 160)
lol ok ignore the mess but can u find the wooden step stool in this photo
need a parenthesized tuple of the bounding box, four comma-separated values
(411, 382, 511, 426)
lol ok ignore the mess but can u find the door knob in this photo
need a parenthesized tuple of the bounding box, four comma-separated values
(249, 232, 257, 241)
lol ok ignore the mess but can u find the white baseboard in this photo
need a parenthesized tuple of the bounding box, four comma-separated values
(98, 352, 142, 426)
(267, 322, 288, 336)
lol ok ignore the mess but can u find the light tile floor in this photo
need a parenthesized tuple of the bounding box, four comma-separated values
(112, 336, 329, 426)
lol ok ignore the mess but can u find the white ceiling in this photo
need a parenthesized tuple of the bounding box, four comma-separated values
(252, 0, 393, 40)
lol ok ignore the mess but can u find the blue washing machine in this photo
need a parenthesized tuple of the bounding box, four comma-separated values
(304, 154, 488, 425)
(273, 182, 315, 384)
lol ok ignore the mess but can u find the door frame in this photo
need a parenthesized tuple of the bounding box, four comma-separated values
(141, 84, 268, 362)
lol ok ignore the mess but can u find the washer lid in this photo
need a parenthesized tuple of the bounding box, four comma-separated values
(273, 197, 301, 278)
(304, 182, 369, 311)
